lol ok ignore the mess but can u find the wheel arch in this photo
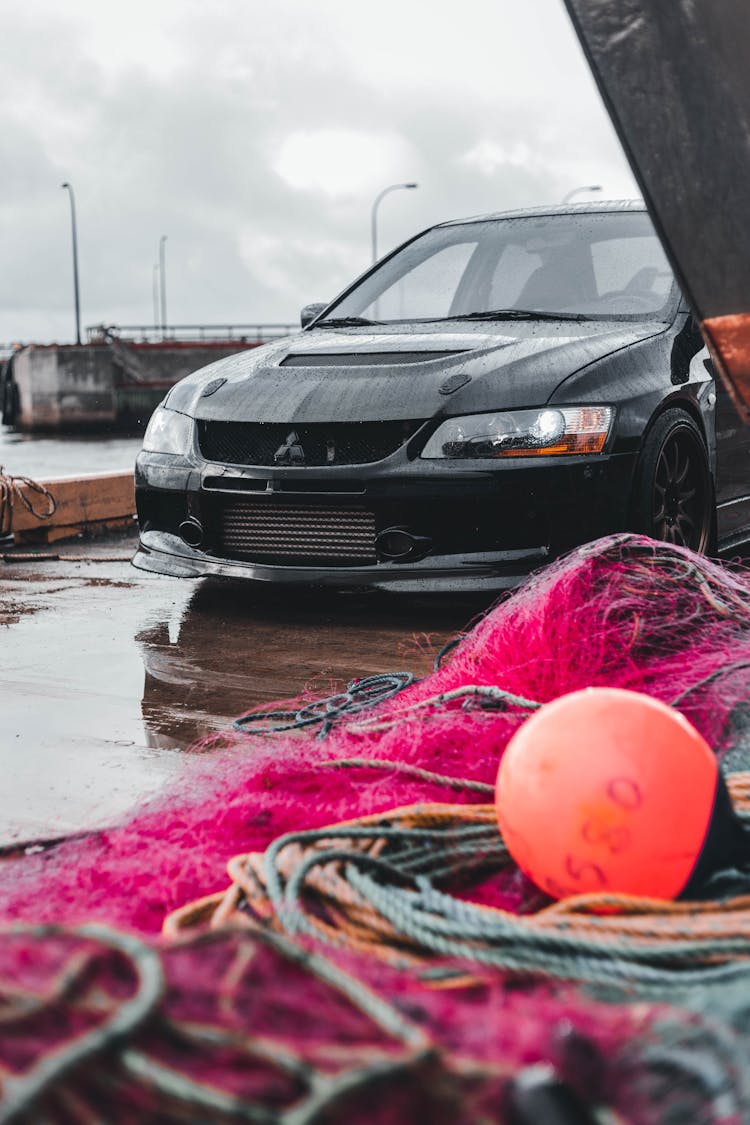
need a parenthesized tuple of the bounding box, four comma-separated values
(635, 394, 710, 459)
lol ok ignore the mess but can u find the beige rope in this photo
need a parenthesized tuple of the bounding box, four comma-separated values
(0, 468, 57, 538)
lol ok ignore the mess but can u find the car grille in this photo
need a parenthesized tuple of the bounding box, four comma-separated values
(218, 498, 377, 565)
(196, 420, 423, 467)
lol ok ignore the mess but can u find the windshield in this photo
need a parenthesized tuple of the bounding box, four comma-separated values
(321, 211, 677, 324)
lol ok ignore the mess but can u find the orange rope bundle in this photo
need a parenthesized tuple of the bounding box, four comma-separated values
(165, 803, 485, 952)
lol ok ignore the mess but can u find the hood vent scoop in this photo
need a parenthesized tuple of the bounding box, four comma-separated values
(440, 371, 471, 395)
(280, 351, 467, 368)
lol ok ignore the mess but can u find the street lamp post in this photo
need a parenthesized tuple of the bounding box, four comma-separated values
(371, 182, 418, 263)
(153, 264, 160, 334)
(159, 235, 168, 338)
(61, 182, 82, 345)
(562, 184, 603, 205)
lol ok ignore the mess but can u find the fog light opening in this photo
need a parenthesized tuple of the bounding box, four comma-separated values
(377, 527, 432, 562)
(179, 517, 205, 548)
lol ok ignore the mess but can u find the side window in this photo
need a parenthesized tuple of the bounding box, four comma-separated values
(487, 244, 543, 307)
(368, 242, 476, 320)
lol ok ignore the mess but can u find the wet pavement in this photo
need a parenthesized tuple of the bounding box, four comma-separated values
(0, 530, 488, 845)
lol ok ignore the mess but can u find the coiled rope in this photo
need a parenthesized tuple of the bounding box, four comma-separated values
(232, 672, 416, 738)
(232, 678, 540, 740)
(0, 467, 56, 538)
(166, 774, 750, 993)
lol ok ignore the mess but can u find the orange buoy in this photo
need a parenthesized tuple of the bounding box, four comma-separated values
(495, 687, 742, 900)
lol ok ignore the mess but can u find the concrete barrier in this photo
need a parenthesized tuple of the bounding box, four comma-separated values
(11, 340, 267, 431)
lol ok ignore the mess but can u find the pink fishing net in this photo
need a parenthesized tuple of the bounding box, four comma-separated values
(2, 534, 748, 933)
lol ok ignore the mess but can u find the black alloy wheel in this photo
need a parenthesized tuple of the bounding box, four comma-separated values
(633, 409, 713, 552)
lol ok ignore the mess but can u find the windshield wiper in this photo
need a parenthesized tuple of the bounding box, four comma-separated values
(449, 308, 590, 322)
(316, 316, 380, 328)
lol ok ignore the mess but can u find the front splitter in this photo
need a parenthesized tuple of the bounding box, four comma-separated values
(132, 533, 549, 593)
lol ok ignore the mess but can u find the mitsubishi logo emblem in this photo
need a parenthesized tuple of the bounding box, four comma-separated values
(274, 430, 305, 464)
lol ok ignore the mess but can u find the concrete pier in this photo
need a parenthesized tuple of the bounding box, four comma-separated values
(13, 345, 116, 428)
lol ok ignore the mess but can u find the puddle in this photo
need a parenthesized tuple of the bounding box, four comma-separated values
(0, 601, 34, 627)
(137, 579, 487, 747)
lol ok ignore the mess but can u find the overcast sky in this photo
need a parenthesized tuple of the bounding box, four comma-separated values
(0, 0, 639, 344)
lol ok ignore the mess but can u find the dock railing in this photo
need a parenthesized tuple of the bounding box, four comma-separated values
(86, 323, 299, 345)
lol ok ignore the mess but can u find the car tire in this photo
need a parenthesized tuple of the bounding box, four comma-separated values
(631, 408, 714, 552)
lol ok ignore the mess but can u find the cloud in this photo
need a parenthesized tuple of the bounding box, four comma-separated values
(461, 141, 536, 177)
(274, 130, 418, 199)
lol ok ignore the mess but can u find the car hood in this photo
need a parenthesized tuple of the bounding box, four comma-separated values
(167, 320, 667, 424)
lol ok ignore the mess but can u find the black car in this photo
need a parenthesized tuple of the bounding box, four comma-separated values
(133, 201, 749, 592)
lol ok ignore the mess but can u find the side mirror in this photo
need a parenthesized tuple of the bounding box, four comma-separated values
(300, 303, 327, 329)
(671, 313, 706, 385)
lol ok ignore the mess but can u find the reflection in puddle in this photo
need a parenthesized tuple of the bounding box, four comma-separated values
(137, 580, 490, 750)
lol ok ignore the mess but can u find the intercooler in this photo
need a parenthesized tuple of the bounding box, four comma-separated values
(217, 498, 377, 565)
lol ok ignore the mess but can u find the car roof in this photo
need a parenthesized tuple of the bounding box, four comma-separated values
(438, 199, 647, 227)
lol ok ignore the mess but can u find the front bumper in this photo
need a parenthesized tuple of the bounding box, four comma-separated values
(133, 449, 637, 592)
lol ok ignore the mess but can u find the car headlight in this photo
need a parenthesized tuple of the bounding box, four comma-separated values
(142, 406, 193, 455)
(420, 406, 613, 459)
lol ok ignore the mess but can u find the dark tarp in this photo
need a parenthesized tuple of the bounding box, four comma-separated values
(562, 0, 750, 416)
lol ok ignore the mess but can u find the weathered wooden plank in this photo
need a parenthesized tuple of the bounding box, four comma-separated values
(13, 517, 136, 546)
(11, 471, 136, 543)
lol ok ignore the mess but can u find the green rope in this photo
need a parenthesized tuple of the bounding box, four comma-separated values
(232, 673, 415, 738)
(260, 821, 750, 992)
(0, 924, 164, 1124)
